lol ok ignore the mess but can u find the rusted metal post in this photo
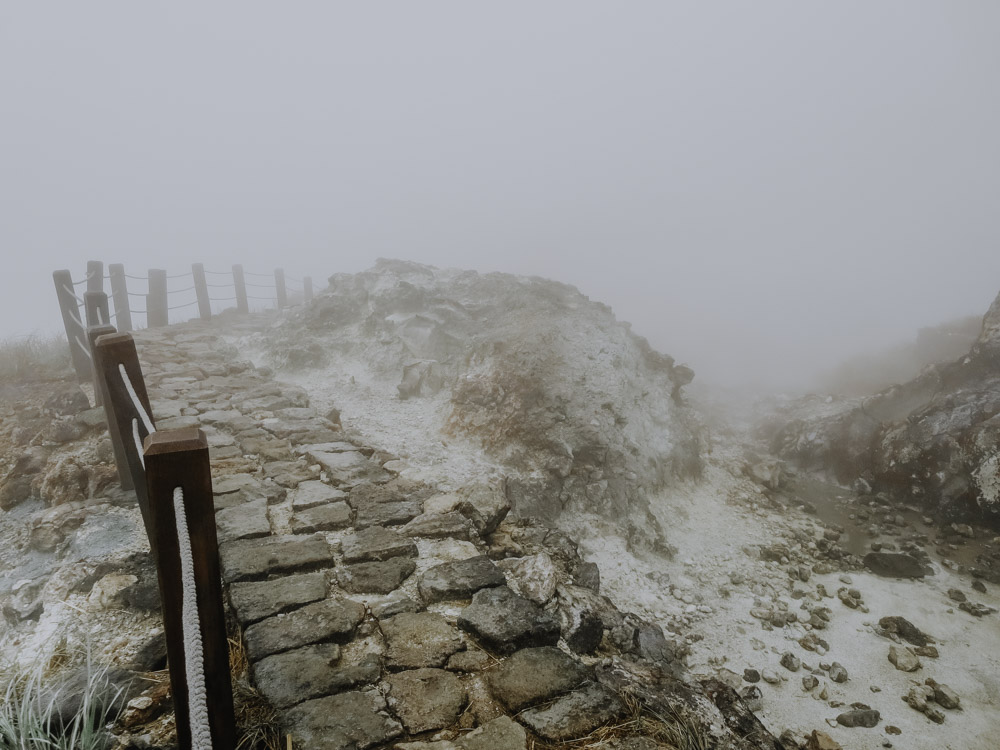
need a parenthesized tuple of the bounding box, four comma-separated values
(274, 268, 287, 309)
(303, 276, 313, 303)
(53, 270, 92, 382)
(144, 428, 236, 750)
(93, 332, 155, 524)
(148, 269, 168, 327)
(86, 261, 104, 294)
(108, 264, 132, 332)
(192, 263, 211, 321)
(232, 264, 248, 314)
(84, 290, 111, 328)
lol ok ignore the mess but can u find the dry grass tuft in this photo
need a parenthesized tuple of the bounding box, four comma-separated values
(0, 334, 72, 383)
(228, 632, 282, 750)
(527, 690, 712, 750)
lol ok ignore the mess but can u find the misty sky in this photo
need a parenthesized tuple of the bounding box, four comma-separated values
(2, 3, 999, 388)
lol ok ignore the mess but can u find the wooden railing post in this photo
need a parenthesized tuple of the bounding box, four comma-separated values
(303, 276, 313, 303)
(108, 264, 132, 332)
(84, 290, 111, 328)
(274, 268, 287, 309)
(148, 269, 168, 327)
(232, 264, 248, 314)
(53, 270, 93, 383)
(144, 428, 236, 750)
(192, 263, 211, 321)
(86, 324, 117, 409)
(86, 260, 104, 294)
(93, 332, 155, 525)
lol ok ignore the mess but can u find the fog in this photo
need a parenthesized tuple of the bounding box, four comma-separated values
(2, 2, 999, 389)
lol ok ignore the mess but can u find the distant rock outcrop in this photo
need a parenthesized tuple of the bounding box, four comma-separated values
(261, 259, 702, 551)
(769, 289, 1000, 527)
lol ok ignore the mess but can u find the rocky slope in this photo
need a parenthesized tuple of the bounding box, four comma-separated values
(0, 313, 779, 750)
(766, 289, 1000, 528)
(256, 259, 702, 553)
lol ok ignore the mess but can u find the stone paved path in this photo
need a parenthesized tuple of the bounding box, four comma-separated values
(127, 314, 740, 750)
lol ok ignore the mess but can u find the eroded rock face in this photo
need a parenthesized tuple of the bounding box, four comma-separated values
(770, 288, 1000, 527)
(259, 260, 703, 551)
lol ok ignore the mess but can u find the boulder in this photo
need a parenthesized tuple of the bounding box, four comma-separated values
(457, 586, 560, 653)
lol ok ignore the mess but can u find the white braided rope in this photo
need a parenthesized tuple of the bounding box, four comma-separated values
(67, 306, 84, 329)
(119, 363, 155, 434)
(173, 486, 212, 750)
(132, 419, 145, 469)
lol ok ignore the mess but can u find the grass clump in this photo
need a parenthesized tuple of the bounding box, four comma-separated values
(0, 334, 72, 383)
(228, 634, 282, 750)
(0, 651, 122, 750)
(528, 691, 712, 750)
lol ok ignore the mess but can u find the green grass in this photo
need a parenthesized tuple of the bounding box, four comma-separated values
(0, 334, 72, 383)
(0, 651, 122, 750)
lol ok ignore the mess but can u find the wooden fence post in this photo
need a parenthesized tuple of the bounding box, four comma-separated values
(274, 268, 287, 309)
(86, 324, 117, 409)
(53, 270, 93, 383)
(192, 263, 211, 321)
(87, 261, 104, 294)
(148, 269, 168, 327)
(144, 428, 236, 750)
(93, 332, 155, 526)
(84, 290, 111, 328)
(303, 276, 313, 303)
(108, 264, 132, 332)
(232, 264, 248, 314)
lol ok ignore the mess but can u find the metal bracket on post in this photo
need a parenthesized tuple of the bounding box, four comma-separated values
(93, 332, 156, 529)
(144, 428, 236, 750)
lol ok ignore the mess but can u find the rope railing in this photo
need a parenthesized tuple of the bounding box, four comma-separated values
(86, 332, 236, 746)
(172, 485, 213, 750)
(53, 261, 316, 382)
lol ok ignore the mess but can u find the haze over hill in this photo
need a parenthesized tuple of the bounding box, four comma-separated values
(3, 3, 1000, 390)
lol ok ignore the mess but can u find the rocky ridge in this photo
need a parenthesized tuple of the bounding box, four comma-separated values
(252, 259, 703, 553)
(765, 289, 1000, 528)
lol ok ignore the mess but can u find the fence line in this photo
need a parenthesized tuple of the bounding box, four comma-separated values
(87, 328, 236, 749)
(54, 262, 314, 358)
